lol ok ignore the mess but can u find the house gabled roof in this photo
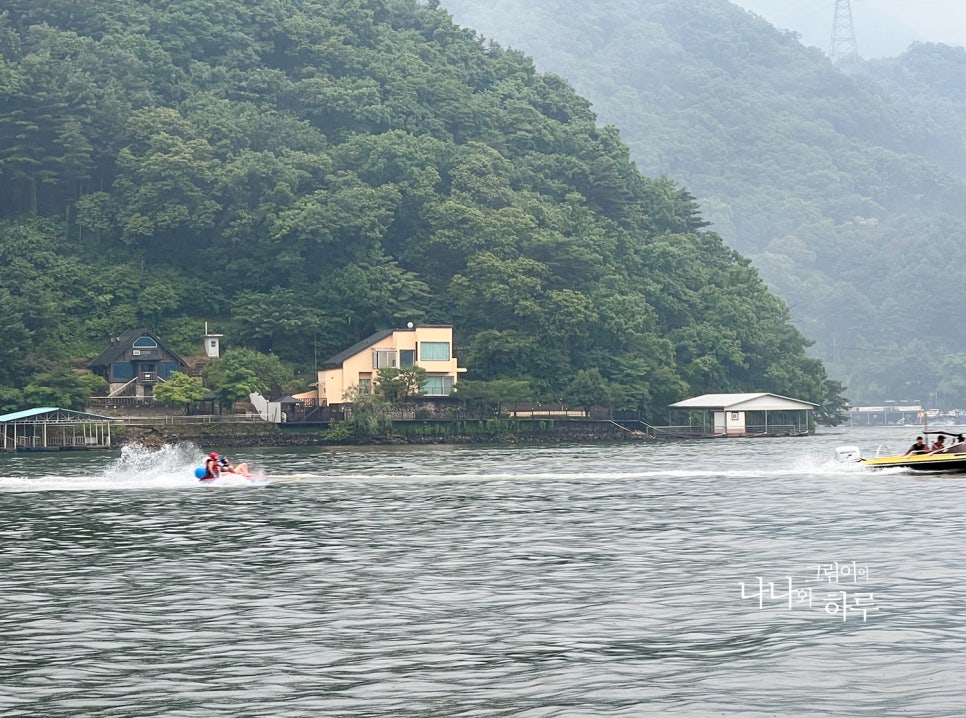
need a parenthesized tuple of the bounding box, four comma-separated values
(88, 328, 186, 369)
(669, 393, 816, 411)
(321, 329, 396, 369)
(320, 325, 458, 370)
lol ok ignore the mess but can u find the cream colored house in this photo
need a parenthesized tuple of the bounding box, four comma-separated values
(296, 325, 465, 406)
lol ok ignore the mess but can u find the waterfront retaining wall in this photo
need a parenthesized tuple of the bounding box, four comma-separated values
(116, 419, 653, 449)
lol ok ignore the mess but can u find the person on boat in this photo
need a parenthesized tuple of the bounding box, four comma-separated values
(930, 435, 946, 453)
(905, 436, 928, 455)
(218, 455, 251, 477)
(203, 452, 222, 479)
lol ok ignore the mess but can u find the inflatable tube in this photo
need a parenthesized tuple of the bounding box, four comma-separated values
(194, 467, 208, 479)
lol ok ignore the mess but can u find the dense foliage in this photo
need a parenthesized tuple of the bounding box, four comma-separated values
(0, 0, 833, 422)
(443, 0, 966, 407)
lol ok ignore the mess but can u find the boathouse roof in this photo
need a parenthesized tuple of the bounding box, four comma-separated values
(0, 407, 120, 423)
(669, 393, 816, 411)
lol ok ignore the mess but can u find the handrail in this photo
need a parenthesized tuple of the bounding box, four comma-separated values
(119, 414, 267, 425)
(607, 419, 656, 437)
(106, 378, 137, 398)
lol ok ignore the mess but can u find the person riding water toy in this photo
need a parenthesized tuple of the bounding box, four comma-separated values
(218, 454, 252, 477)
(201, 452, 222, 479)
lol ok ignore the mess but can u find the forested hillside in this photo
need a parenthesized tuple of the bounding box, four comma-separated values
(442, 0, 966, 407)
(0, 0, 836, 422)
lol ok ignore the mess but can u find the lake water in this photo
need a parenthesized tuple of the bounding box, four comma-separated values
(2, 426, 965, 716)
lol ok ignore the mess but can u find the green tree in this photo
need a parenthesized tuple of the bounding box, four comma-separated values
(375, 366, 428, 402)
(0, 290, 33, 386)
(110, 108, 221, 264)
(212, 366, 264, 413)
(455, 378, 534, 416)
(343, 384, 392, 439)
(204, 348, 291, 411)
(0, 386, 24, 413)
(153, 371, 208, 414)
(77, 371, 108, 399)
(23, 368, 97, 410)
(230, 289, 319, 359)
(815, 379, 850, 427)
(204, 347, 297, 395)
(565, 367, 613, 413)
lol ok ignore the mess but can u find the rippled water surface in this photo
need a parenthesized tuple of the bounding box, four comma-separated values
(3, 427, 966, 716)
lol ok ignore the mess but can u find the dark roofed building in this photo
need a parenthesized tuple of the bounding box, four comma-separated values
(89, 329, 187, 401)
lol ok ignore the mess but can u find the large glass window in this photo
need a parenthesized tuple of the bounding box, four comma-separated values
(420, 342, 450, 361)
(112, 362, 134, 380)
(372, 350, 397, 369)
(423, 376, 454, 396)
(159, 362, 179, 379)
(400, 349, 416, 367)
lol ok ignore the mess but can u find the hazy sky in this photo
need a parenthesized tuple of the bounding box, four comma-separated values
(732, 0, 966, 58)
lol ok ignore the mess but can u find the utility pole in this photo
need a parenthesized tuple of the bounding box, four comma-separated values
(828, 0, 858, 63)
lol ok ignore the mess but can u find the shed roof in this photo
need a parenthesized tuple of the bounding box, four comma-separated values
(669, 393, 816, 411)
(0, 407, 119, 423)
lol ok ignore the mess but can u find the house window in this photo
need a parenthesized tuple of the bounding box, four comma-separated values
(132, 336, 158, 349)
(372, 350, 397, 369)
(112, 362, 134, 380)
(400, 349, 416, 367)
(423, 376, 454, 396)
(159, 361, 179, 379)
(358, 378, 372, 395)
(420, 342, 450, 361)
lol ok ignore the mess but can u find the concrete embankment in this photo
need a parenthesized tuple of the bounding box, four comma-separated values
(116, 419, 654, 449)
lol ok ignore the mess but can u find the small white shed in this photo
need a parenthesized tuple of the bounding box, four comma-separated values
(204, 322, 223, 359)
(668, 393, 815, 437)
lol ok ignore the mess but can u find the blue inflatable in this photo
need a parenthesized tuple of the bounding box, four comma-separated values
(194, 467, 207, 479)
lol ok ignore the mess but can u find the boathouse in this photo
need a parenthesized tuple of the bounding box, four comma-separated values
(0, 407, 119, 451)
(667, 393, 815, 438)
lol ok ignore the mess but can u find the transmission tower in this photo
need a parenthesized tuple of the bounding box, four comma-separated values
(828, 0, 858, 63)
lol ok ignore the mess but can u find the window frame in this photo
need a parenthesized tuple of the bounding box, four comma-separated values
(420, 342, 450, 361)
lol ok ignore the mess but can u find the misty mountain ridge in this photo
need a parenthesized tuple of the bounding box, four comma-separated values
(441, 0, 966, 406)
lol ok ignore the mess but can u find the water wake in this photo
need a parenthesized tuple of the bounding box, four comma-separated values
(0, 442, 211, 492)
